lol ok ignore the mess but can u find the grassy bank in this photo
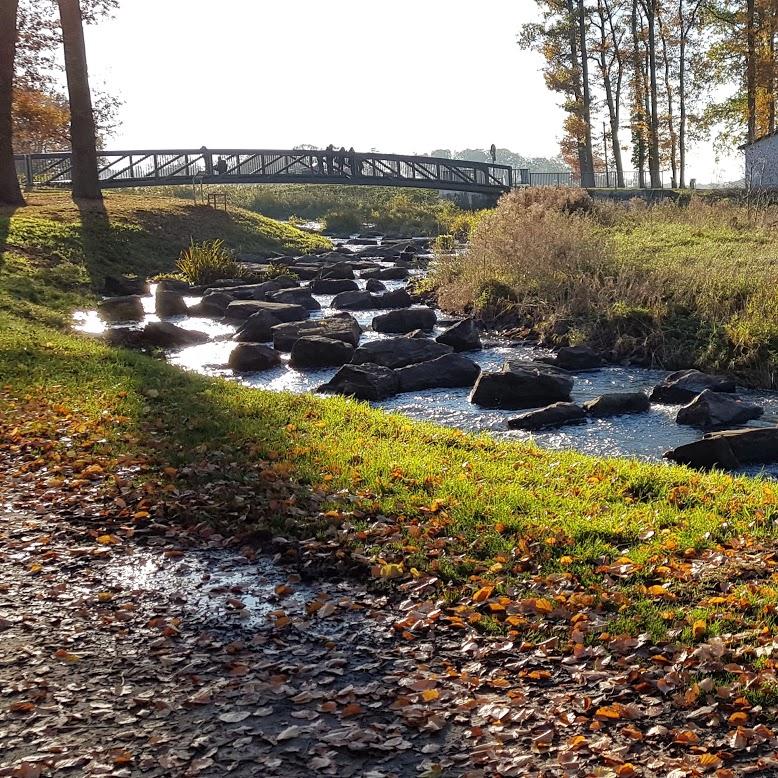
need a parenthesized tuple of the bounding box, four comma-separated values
(432, 189, 778, 387)
(3, 192, 778, 665)
(145, 183, 484, 238)
(0, 191, 329, 325)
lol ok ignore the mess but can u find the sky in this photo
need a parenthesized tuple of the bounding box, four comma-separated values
(81, 0, 743, 183)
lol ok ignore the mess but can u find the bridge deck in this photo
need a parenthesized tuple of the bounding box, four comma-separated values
(15, 149, 513, 196)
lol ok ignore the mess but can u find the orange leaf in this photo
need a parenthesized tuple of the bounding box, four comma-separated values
(473, 586, 494, 603)
(421, 689, 440, 702)
(728, 711, 749, 726)
(692, 619, 707, 639)
(595, 705, 622, 720)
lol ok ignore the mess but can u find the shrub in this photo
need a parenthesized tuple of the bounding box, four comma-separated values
(175, 239, 248, 285)
(323, 209, 363, 236)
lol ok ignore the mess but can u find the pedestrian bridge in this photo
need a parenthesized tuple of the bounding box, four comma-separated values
(15, 148, 513, 196)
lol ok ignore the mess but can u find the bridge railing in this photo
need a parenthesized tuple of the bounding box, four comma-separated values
(512, 168, 670, 189)
(14, 149, 513, 194)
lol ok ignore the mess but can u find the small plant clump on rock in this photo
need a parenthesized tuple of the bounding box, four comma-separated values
(175, 239, 250, 286)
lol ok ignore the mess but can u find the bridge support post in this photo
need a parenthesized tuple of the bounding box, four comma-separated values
(24, 155, 33, 189)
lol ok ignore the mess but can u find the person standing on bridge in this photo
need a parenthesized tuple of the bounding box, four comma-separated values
(335, 147, 347, 174)
(490, 144, 497, 164)
(325, 145, 335, 175)
(347, 147, 360, 178)
(216, 157, 228, 176)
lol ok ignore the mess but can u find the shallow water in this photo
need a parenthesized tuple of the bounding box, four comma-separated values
(75, 242, 778, 477)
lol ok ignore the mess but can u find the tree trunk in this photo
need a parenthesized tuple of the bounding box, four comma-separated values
(0, 0, 25, 206)
(679, 7, 687, 189)
(659, 10, 678, 188)
(57, 0, 102, 201)
(631, 0, 647, 188)
(577, 0, 596, 187)
(599, 0, 626, 187)
(645, 0, 662, 187)
(746, 0, 757, 142)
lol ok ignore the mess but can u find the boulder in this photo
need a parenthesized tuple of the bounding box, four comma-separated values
(436, 318, 482, 352)
(540, 345, 604, 371)
(233, 310, 283, 342)
(204, 280, 298, 300)
(290, 336, 354, 368)
(270, 288, 321, 310)
(287, 265, 320, 280)
(310, 278, 360, 294)
(321, 262, 355, 280)
(224, 300, 308, 322)
(155, 278, 190, 293)
(97, 295, 145, 323)
(372, 307, 437, 334)
(651, 369, 736, 404)
(272, 313, 362, 351)
(331, 290, 376, 310)
(351, 337, 453, 369)
(106, 322, 208, 350)
(375, 289, 413, 309)
(103, 275, 148, 296)
(582, 392, 650, 417)
(665, 427, 778, 469)
(317, 363, 400, 401)
(395, 353, 480, 392)
(507, 402, 587, 431)
(155, 289, 189, 318)
(195, 291, 235, 317)
(469, 363, 574, 409)
(360, 266, 409, 280)
(365, 278, 387, 293)
(676, 389, 763, 428)
(227, 343, 282, 372)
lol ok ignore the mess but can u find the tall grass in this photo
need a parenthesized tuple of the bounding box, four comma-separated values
(175, 239, 249, 285)
(432, 189, 778, 386)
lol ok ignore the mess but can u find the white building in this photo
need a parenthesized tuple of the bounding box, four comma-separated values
(744, 133, 778, 189)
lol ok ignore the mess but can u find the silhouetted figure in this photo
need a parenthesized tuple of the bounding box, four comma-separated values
(200, 145, 213, 176)
(316, 152, 327, 175)
(490, 144, 497, 164)
(325, 144, 335, 175)
(347, 147, 359, 177)
(216, 157, 228, 176)
(336, 147, 346, 174)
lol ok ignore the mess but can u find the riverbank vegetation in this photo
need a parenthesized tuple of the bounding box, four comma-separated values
(4, 191, 778, 667)
(432, 188, 778, 387)
(147, 184, 485, 238)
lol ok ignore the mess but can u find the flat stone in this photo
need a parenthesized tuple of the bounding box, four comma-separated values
(507, 402, 587, 431)
(317, 363, 400, 401)
(227, 343, 282, 372)
(583, 392, 650, 417)
(272, 313, 362, 351)
(374, 289, 412, 309)
(331, 290, 376, 310)
(290, 336, 354, 368)
(395, 353, 480, 392)
(372, 307, 437, 334)
(106, 322, 208, 350)
(224, 300, 308, 322)
(360, 266, 409, 280)
(676, 389, 763, 428)
(351, 337, 453, 369)
(665, 427, 778, 469)
(469, 364, 573, 409)
(269, 289, 321, 310)
(97, 295, 145, 323)
(540, 345, 604, 370)
(233, 310, 283, 342)
(651, 369, 736, 404)
(309, 278, 360, 294)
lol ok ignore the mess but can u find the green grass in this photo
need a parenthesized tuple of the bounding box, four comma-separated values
(4, 191, 778, 661)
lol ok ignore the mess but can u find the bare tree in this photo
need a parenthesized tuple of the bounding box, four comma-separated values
(57, 0, 102, 201)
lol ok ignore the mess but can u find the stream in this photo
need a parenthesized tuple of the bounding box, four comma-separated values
(75, 237, 778, 479)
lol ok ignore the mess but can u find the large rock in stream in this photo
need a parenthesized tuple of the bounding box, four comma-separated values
(97, 295, 145, 323)
(650, 369, 736, 404)
(107, 322, 208, 350)
(272, 313, 362, 351)
(310, 278, 359, 294)
(372, 307, 436, 334)
(435, 318, 482, 352)
(665, 427, 778, 469)
(507, 402, 587, 431)
(469, 362, 574, 409)
(351, 337, 452, 369)
(540, 345, 604, 371)
(676, 389, 763, 428)
(228, 343, 283, 372)
(360, 266, 409, 280)
(224, 300, 308, 322)
(582, 392, 650, 417)
(290, 336, 354, 368)
(395, 353, 480, 392)
(317, 363, 400, 401)
(233, 310, 283, 342)
(155, 289, 189, 318)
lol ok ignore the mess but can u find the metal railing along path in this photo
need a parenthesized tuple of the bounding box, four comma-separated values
(14, 149, 513, 195)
